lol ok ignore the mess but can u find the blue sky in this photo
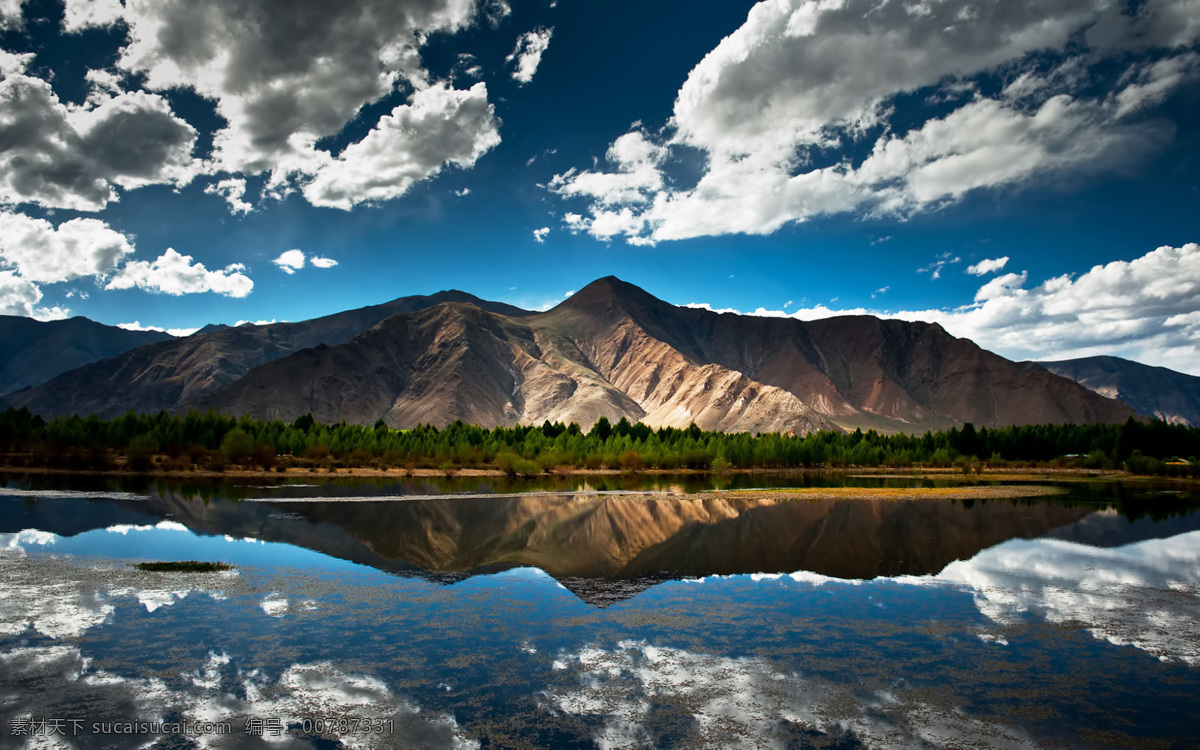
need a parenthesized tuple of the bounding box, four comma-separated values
(1, 0, 1199, 372)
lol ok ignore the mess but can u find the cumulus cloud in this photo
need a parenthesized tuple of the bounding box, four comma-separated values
(551, 130, 667, 207)
(273, 249, 306, 275)
(533, 226, 550, 243)
(925, 243, 1200, 374)
(685, 242, 1200, 376)
(507, 27, 553, 84)
(966, 256, 1010, 275)
(551, 0, 1200, 244)
(112, 0, 492, 205)
(0, 269, 47, 317)
(301, 83, 500, 210)
(0, 212, 134, 283)
(0, 72, 199, 210)
(106, 248, 253, 298)
(310, 255, 337, 269)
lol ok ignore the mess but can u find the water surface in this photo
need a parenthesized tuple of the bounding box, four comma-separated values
(2, 473, 1198, 748)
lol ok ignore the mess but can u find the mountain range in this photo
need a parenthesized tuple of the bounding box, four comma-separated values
(4, 276, 1194, 431)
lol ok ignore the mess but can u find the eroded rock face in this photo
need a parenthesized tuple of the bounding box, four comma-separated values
(194, 276, 1135, 433)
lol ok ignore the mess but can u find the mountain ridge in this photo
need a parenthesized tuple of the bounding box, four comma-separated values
(183, 276, 1135, 433)
(0, 315, 173, 397)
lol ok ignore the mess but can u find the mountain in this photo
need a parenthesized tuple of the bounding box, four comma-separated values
(1037, 356, 1200, 426)
(0, 316, 172, 397)
(188, 276, 1135, 432)
(2, 291, 531, 419)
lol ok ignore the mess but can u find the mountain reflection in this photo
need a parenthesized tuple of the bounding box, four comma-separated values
(2, 488, 1093, 597)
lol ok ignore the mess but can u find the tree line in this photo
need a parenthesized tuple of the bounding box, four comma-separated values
(1, 406, 1197, 475)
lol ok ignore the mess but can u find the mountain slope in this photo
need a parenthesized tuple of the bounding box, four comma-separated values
(1037, 356, 1200, 426)
(193, 276, 1135, 432)
(0, 316, 172, 397)
(2, 291, 531, 419)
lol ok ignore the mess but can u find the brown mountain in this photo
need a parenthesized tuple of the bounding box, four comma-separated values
(1037, 356, 1200, 426)
(191, 276, 1135, 432)
(2, 291, 531, 419)
(0, 315, 172, 397)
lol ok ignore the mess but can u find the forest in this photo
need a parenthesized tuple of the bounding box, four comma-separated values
(1, 406, 1197, 476)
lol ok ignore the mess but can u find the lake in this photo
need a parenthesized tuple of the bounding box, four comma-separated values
(2, 471, 1199, 748)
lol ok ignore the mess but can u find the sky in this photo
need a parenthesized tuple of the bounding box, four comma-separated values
(0, 0, 1199, 372)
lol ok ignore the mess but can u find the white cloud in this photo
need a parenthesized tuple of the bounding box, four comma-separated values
(533, 226, 550, 243)
(0, 212, 134, 283)
(0, 0, 24, 27)
(273, 249, 337, 274)
(1114, 53, 1200, 117)
(507, 27, 553, 85)
(550, 130, 667, 209)
(204, 177, 253, 214)
(0, 73, 198, 210)
(273, 249, 306, 275)
(113, 0, 488, 203)
(106, 248, 253, 298)
(0, 48, 31, 76)
(301, 83, 500, 210)
(61, 0, 124, 32)
(551, 0, 1200, 243)
(685, 242, 1200, 376)
(0, 270, 43, 317)
(966, 256, 1010, 275)
(927, 243, 1200, 374)
(117, 321, 198, 337)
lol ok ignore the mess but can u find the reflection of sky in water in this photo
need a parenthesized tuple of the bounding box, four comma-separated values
(1, 517, 1199, 747)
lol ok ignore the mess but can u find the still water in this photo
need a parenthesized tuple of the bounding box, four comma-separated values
(1, 472, 1199, 748)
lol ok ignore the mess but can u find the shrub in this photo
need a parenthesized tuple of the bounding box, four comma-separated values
(621, 449, 645, 472)
(126, 435, 158, 472)
(220, 428, 255, 465)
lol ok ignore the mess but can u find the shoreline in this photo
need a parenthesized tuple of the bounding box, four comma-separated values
(0, 462, 1141, 483)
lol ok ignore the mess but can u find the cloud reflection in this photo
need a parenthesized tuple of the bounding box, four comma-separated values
(548, 639, 1037, 749)
(1, 646, 479, 749)
(932, 531, 1200, 665)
